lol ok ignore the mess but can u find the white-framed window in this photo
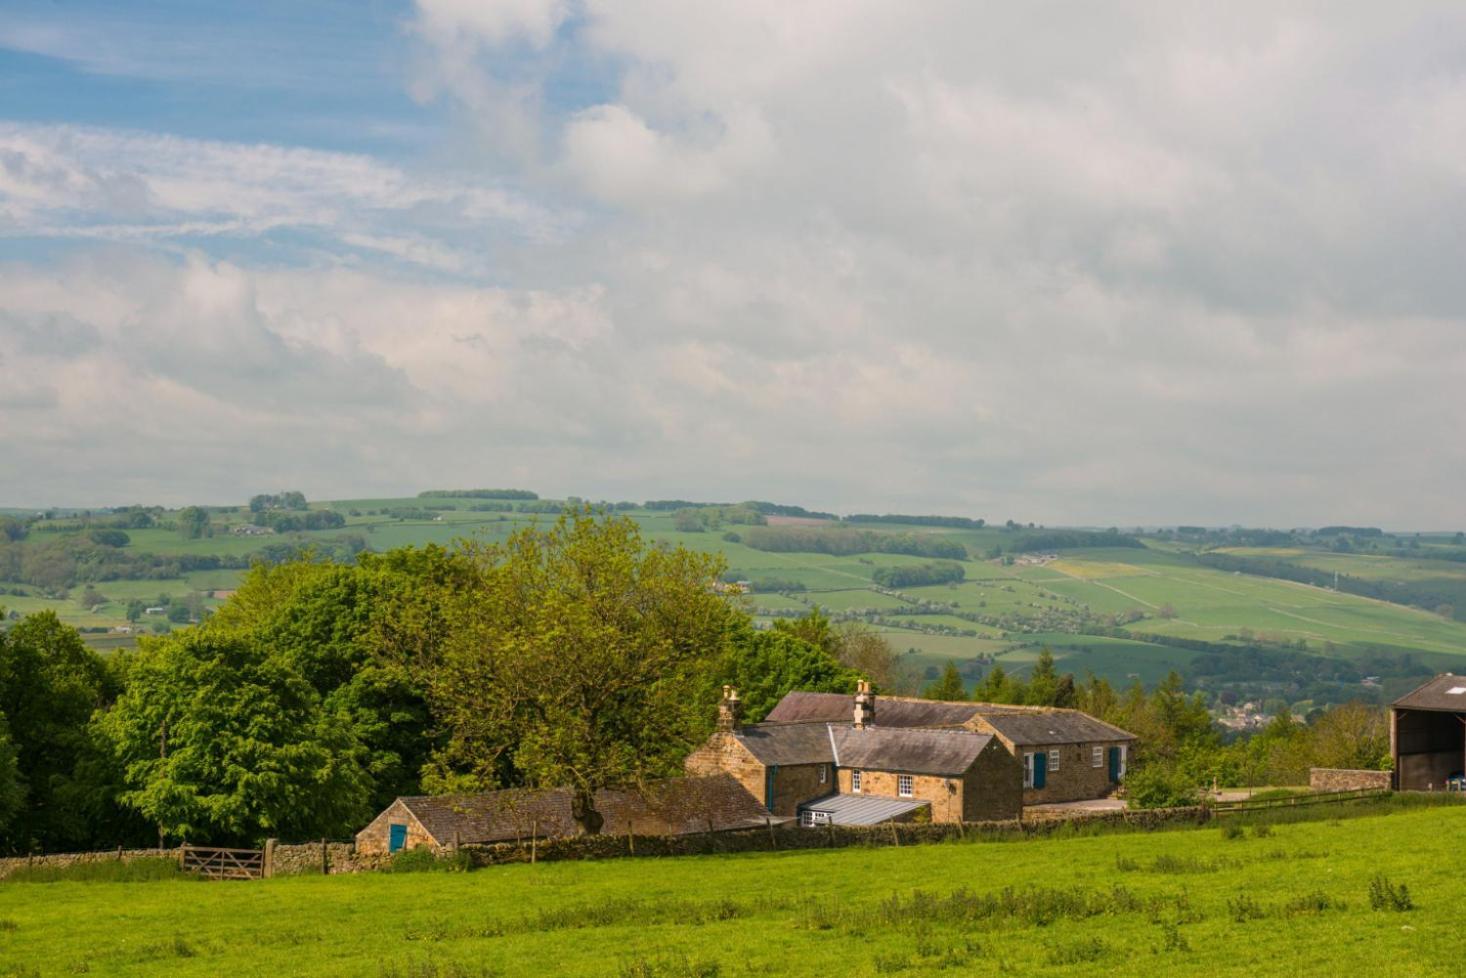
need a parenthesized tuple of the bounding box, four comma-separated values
(851, 769, 863, 793)
(799, 809, 830, 827)
(897, 774, 914, 798)
(1023, 752, 1035, 788)
(1048, 749, 1060, 772)
(1092, 746, 1104, 768)
(819, 764, 828, 785)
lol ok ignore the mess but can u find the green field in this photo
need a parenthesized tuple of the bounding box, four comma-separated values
(2, 804, 1462, 977)
(8, 500, 1466, 689)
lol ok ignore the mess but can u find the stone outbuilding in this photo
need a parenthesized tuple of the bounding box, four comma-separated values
(1392, 674, 1466, 790)
(356, 774, 777, 855)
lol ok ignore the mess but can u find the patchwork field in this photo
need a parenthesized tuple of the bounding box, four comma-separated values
(1, 803, 1462, 977)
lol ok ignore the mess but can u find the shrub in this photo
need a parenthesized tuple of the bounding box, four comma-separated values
(1124, 764, 1201, 809)
(1251, 823, 1273, 838)
(1220, 822, 1245, 840)
(1227, 894, 1264, 922)
(384, 847, 474, 874)
(1368, 874, 1414, 912)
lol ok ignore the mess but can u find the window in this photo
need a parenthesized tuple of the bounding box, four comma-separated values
(1092, 746, 1104, 768)
(799, 809, 830, 827)
(897, 774, 914, 798)
(1023, 753, 1034, 788)
(819, 764, 828, 785)
(1048, 749, 1060, 772)
(851, 769, 863, 793)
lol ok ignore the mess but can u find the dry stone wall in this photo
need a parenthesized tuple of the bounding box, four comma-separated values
(1308, 768, 1392, 792)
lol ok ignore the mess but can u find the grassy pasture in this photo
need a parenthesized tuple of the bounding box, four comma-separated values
(1, 804, 1461, 977)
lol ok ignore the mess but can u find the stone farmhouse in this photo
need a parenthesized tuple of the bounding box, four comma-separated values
(357, 774, 778, 855)
(685, 682, 1136, 824)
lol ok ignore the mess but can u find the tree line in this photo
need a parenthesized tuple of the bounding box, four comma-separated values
(0, 513, 911, 852)
(739, 526, 968, 560)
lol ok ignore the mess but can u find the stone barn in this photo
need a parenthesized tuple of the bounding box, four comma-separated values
(1392, 675, 1466, 790)
(356, 774, 777, 855)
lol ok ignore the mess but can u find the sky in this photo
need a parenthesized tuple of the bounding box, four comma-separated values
(1, 1, 1465, 528)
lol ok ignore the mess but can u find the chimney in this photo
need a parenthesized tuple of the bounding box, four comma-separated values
(853, 679, 875, 729)
(718, 685, 742, 732)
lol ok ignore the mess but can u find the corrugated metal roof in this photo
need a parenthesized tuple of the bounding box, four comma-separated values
(830, 725, 991, 775)
(978, 711, 1136, 745)
(799, 793, 929, 825)
(733, 722, 836, 765)
(1393, 674, 1466, 712)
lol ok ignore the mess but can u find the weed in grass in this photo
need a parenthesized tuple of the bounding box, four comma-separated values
(1154, 920, 1191, 954)
(1227, 894, 1265, 922)
(378, 960, 498, 978)
(0, 919, 15, 931)
(1220, 822, 1245, 841)
(171, 935, 197, 958)
(2, 967, 41, 978)
(0, 857, 191, 884)
(1368, 875, 1414, 912)
(1046, 937, 1111, 965)
(617, 954, 720, 978)
(1150, 854, 1225, 874)
(872, 952, 910, 974)
(1281, 890, 1346, 916)
(1251, 823, 1273, 839)
(1114, 854, 1140, 871)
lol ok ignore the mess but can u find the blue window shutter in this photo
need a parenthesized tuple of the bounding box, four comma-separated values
(765, 765, 778, 811)
(389, 823, 408, 853)
(1034, 751, 1047, 789)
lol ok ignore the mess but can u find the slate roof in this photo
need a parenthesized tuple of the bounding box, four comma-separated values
(976, 710, 1136, 746)
(1393, 674, 1466, 712)
(733, 721, 837, 766)
(830, 725, 992, 776)
(393, 774, 775, 846)
(762, 691, 1136, 745)
(800, 793, 929, 825)
(765, 691, 982, 727)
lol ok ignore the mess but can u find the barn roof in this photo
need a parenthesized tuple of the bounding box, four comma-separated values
(976, 711, 1136, 746)
(830, 725, 992, 776)
(394, 774, 774, 846)
(1393, 674, 1466, 712)
(800, 793, 929, 825)
(733, 721, 836, 766)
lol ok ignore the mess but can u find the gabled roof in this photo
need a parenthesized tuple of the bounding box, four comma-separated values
(1393, 674, 1466, 712)
(733, 721, 836, 766)
(762, 690, 1136, 745)
(830, 725, 992, 776)
(800, 793, 928, 825)
(765, 691, 981, 727)
(392, 774, 773, 846)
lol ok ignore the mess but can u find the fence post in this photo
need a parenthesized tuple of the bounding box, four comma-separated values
(116, 845, 123, 861)
(178, 842, 187, 870)
(627, 820, 634, 856)
(766, 815, 777, 848)
(263, 839, 277, 879)
(320, 838, 328, 876)
(531, 820, 537, 864)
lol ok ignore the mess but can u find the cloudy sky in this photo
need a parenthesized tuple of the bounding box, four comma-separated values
(2, 1, 1464, 527)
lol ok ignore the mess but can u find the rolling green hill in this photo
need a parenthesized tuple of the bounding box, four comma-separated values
(4, 496, 1466, 703)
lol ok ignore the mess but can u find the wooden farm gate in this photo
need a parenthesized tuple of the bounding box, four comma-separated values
(179, 844, 265, 880)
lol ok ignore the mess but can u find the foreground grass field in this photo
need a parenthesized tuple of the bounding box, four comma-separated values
(3, 803, 1463, 977)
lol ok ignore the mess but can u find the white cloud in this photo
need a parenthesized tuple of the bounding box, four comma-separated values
(3, 4, 1466, 525)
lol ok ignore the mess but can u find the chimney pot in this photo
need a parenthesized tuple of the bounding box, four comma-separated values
(718, 685, 742, 732)
(853, 679, 875, 729)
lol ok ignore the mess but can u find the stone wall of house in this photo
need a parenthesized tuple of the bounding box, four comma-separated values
(684, 732, 767, 807)
(834, 768, 965, 822)
(1308, 768, 1392, 792)
(964, 739, 1024, 821)
(1020, 740, 1128, 805)
(354, 799, 436, 856)
(268, 840, 394, 876)
(769, 763, 830, 817)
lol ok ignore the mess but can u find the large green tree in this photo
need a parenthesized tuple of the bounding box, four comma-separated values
(0, 611, 114, 852)
(923, 661, 967, 701)
(718, 623, 859, 722)
(427, 511, 739, 831)
(100, 629, 372, 845)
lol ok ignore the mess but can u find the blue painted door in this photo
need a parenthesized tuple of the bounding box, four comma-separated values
(1108, 747, 1122, 783)
(764, 765, 778, 811)
(389, 823, 408, 853)
(1033, 752, 1047, 789)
